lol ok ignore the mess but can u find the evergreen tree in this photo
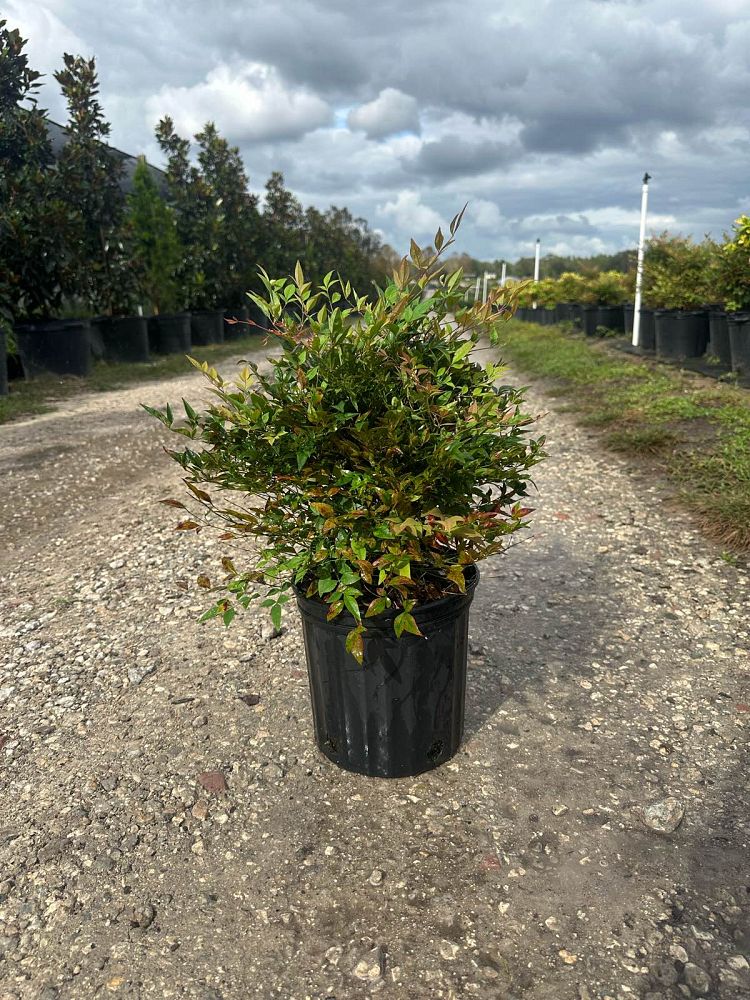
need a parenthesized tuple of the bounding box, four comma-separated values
(0, 20, 66, 323)
(125, 156, 182, 313)
(54, 53, 135, 314)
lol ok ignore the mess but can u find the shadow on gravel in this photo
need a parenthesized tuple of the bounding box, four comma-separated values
(463, 538, 612, 737)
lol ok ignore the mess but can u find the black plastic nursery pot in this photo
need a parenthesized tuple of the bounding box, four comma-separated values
(569, 304, 583, 329)
(0, 330, 8, 397)
(624, 303, 634, 335)
(633, 308, 655, 351)
(655, 310, 709, 359)
(100, 316, 150, 363)
(191, 309, 225, 346)
(148, 312, 191, 355)
(728, 312, 750, 374)
(89, 316, 107, 361)
(296, 566, 479, 779)
(15, 319, 92, 378)
(708, 311, 732, 368)
(581, 305, 598, 337)
(596, 305, 625, 333)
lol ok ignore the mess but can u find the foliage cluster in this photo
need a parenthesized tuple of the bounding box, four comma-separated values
(146, 216, 544, 661)
(715, 215, 750, 312)
(642, 233, 717, 310)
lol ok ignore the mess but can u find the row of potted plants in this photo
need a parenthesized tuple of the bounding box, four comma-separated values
(517, 302, 750, 373)
(7, 305, 266, 382)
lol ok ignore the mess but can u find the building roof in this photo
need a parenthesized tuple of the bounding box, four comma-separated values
(45, 119, 167, 195)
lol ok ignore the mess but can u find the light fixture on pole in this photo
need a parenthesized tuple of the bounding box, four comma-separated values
(632, 172, 651, 348)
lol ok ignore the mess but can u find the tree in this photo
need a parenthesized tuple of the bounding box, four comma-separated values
(642, 233, 716, 309)
(156, 116, 218, 310)
(716, 215, 750, 312)
(260, 171, 305, 277)
(124, 156, 182, 314)
(54, 53, 135, 314)
(195, 121, 260, 305)
(0, 20, 66, 324)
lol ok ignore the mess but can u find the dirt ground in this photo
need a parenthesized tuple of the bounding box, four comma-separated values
(0, 345, 749, 1000)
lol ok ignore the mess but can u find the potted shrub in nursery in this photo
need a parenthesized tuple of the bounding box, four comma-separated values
(715, 215, 750, 374)
(145, 214, 545, 778)
(643, 234, 714, 359)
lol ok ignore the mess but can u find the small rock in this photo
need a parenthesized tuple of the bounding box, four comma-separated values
(191, 801, 209, 821)
(545, 916, 559, 931)
(439, 940, 460, 961)
(129, 902, 156, 929)
(636, 797, 685, 834)
(128, 663, 156, 686)
(197, 770, 228, 795)
(651, 958, 679, 986)
(238, 693, 261, 707)
(682, 963, 711, 996)
(552, 804, 568, 816)
(670, 944, 689, 964)
(558, 949, 578, 965)
(352, 945, 386, 980)
(192, 714, 208, 728)
(727, 955, 750, 971)
(260, 622, 283, 641)
(368, 868, 384, 886)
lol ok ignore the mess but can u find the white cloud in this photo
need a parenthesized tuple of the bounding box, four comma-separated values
(145, 62, 332, 143)
(379, 190, 442, 240)
(347, 88, 420, 140)
(4, 1, 88, 120)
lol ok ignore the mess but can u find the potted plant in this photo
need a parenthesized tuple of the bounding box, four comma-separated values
(643, 234, 714, 359)
(715, 215, 750, 373)
(145, 214, 545, 778)
(554, 272, 587, 329)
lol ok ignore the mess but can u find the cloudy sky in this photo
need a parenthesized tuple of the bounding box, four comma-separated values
(8, 0, 750, 261)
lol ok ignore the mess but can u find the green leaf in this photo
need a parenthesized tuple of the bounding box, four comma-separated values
(317, 578, 337, 596)
(270, 604, 282, 630)
(446, 565, 466, 593)
(222, 608, 236, 626)
(343, 591, 361, 621)
(345, 625, 365, 665)
(452, 340, 473, 364)
(394, 612, 422, 638)
(365, 596, 388, 618)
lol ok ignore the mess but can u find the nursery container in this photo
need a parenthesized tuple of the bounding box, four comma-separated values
(296, 566, 479, 778)
(655, 310, 709, 359)
(16, 319, 92, 378)
(148, 312, 191, 355)
(100, 316, 150, 363)
(596, 305, 625, 333)
(728, 312, 750, 374)
(191, 309, 225, 346)
(708, 311, 732, 368)
(582, 305, 598, 337)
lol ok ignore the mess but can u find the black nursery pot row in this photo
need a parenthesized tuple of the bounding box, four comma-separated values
(516, 302, 750, 374)
(7, 305, 268, 385)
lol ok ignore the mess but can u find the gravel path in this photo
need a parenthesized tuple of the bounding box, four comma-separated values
(1, 347, 748, 1000)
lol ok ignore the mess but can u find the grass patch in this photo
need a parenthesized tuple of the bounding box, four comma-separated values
(498, 320, 750, 552)
(0, 334, 268, 425)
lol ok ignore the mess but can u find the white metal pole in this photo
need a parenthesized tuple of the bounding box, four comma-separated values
(632, 172, 650, 347)
(482, 272, 496, 303)
(533, 238, 541, 308)
(500, 261, 507, 287)
(474, 276, 481, 302)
